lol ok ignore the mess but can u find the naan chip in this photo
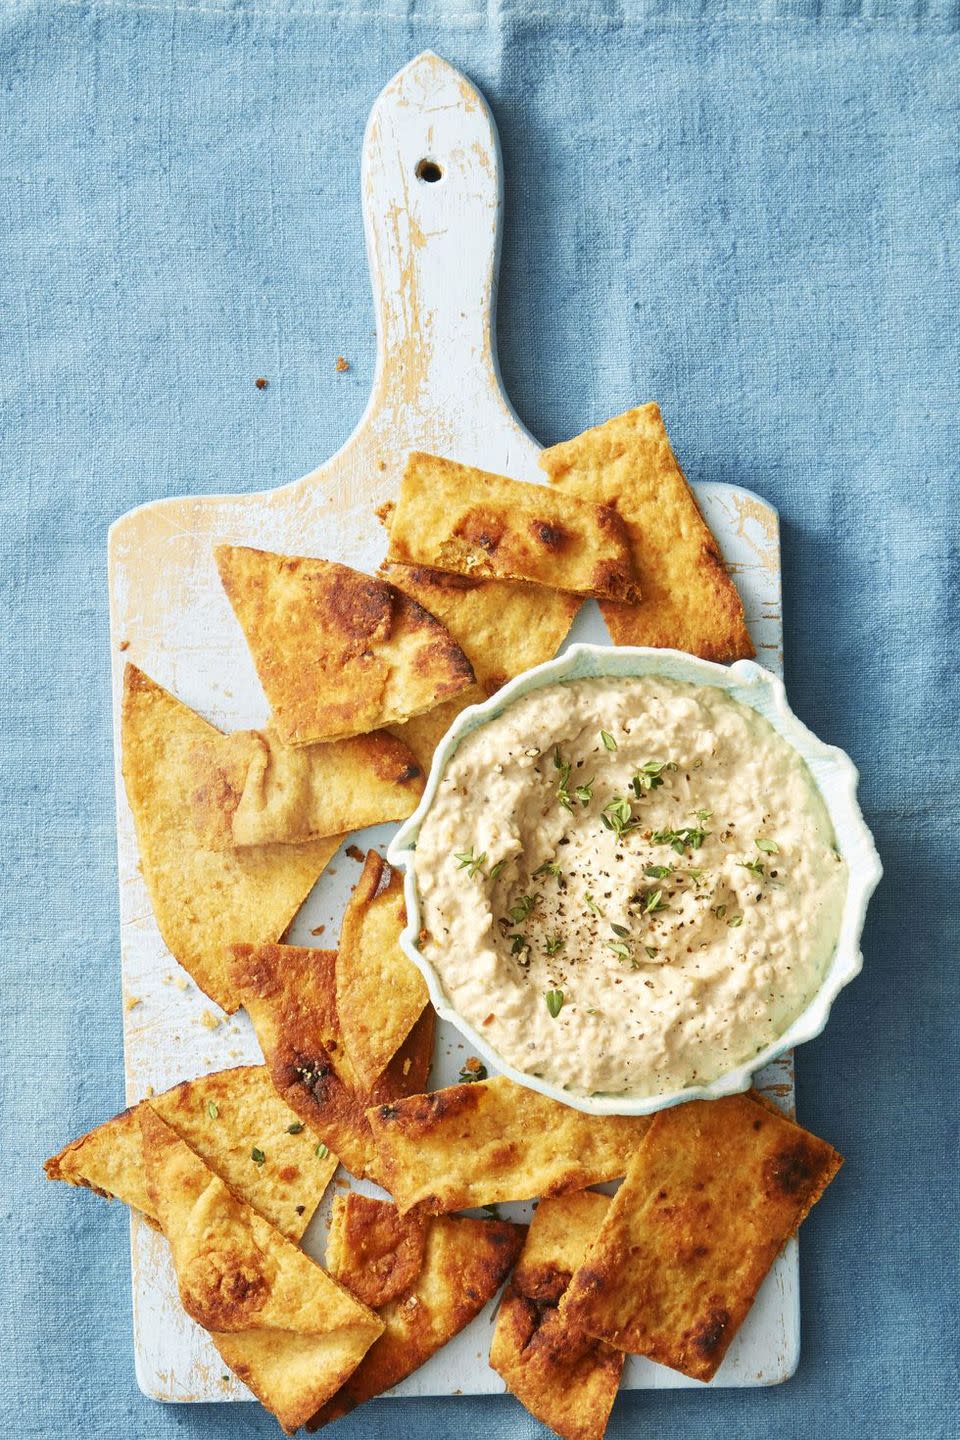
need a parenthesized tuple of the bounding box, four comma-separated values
(190, 724, 423, 849)
(308, 1195, 524, 1428)
(540, 405, 754, 661)
(381, 562, 579, 696)
(366, 1076, 649, 1214)
(229, 942, 434, 1182)
(140, 1110, 382, 1434)
(560, 1093, 842, 1380)
(215, 545, 475, 745)
(336, 851, 428, 1090)
(44, 1066, 336, 1241)
(385, 453, 640, 602)
(491, 1193, 623, 1440)
(121, 664, 338, 1011)
(387, 685, 485, 772)
(325, 1193, 428, 1309)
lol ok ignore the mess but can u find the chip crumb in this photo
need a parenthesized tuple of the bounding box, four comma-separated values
(143, 1084, 155, 1098)
(118, 639, 130, 652)
(334, 1177, 350, 1189)
(402, 1057, 412, 1076)
(124, 994, 141, 1011)
(310, 924, 326, 936)
(345, 844, 365, 862)
(483, 1013, 496, 1026)
(254, 376, 268, 390)
(200, 1010, 221, 1030)
(377, 459, 387, 472)
(335, 356, 350, 372)
(375, 499, 395, 528)
(464, 1056, 483, 1074)
(174, 976, 190, 991)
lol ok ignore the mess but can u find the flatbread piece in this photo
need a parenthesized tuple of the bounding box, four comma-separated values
(215, 546, 475, 745)
(560, 1093, 842, 1380)
(540, 405, 755, 660)
(366, 1075, 650, 1214)
(385, 453, 640, 602)
(121, 664, 338, 1011)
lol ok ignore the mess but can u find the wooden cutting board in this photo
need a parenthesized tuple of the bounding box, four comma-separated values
(108, 51, 795, 1405)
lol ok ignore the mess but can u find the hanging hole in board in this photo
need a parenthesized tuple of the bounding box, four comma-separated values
(415, 158, 443, 184)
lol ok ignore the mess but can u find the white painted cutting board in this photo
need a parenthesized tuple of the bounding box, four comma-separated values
(107, 51, 796, 1406)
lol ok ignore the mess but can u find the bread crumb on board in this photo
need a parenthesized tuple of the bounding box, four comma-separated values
(335, 356, 350, 373)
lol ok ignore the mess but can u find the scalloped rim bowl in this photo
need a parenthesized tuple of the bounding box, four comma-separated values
(387, 644, 882, 1117)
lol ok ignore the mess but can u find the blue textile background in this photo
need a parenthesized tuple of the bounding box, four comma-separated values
(2, 3, 957, 1437)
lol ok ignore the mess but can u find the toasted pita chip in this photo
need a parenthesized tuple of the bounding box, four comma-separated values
(540, 405, 754, 661)
(215, 546, 475, 745)
(325, 1193, 428, 1309)
(336, 852, 428, 1090)
(366, 1076, 649, 1214)
(513, 1191, 613, 1303)
(387, 685, 485, 772)
(141, 1110, 382, 1433)
(386, 453, 639, 603)
(190, 725, 423, 849)
(308, 1196, 524, 1428)
(381, 563, 579, 696)
(560, 1093, 842, 1380)
(121, 665, 338, 1011)
(44, 1066, 336, 1241)
(229, 943, 434, 1182)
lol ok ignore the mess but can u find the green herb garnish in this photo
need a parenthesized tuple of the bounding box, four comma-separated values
(644, 864, 672, 880)
(739, 859, 765, 878)
(755, 838, 780, 854)
(643, 888, 667, 914)
(545, 989, 565, 1018)
(508, 893, 541, 924)
(600, 730, 618, 751)
(713, 903, 727, 919)
(600, 795, 635, 836)
(251, 1147, 265, 1166)
(459, 1062, 488, 1083)
(316, 1142, 329, 1159)
(694, 808, 713, 822)
(631, 760, 676, 795)
(650, 825, 708, 855)
(544, 934, 565, 955)
(728, 913, 744, 928)
(605, 939, 631, 961)
(286, 1122, 304, 1134)
(584, 893, 605, 918)
(207, 1100, 219, 1120)
(610, 922, 631, 938)
(645, 945, 660, 959)
(555, 748, 593, 811)
(509, 933, 530, 958)
(454, 847, 488, 878)
(488, 859, 507, 882)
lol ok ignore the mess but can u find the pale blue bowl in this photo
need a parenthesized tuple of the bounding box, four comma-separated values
(387, 644, 882, 1116)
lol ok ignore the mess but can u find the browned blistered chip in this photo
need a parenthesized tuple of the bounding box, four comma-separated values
(44, 1065, 336, 1242)
(325, 1192, 428, 1310)
(335, 851, 429, 1091)
(540, 405, 754, 661)
(307, 1195, 524, 1429)
(229, 942, 434, 1183)
(366, 1075, 649, 1214)
(140, 1109, 382, 1434)
(560, 1093, 842, 1380)
(385, 453, 640, 603)
(215, 546, 475, 746)
(120, 664, 339, 1012)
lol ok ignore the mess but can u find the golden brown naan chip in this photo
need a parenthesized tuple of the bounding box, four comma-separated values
(560, 1093, 842, 1380)
(385, 453, 640, 603)
(140, 1110, 382, 1434)
(325, 1193, 428, 1309)
(366, 1076, 649, 1214)
(336, 851, 428, 1091)
(381, 562, 580, 696)
(215, 546, 475, 746)
(540, 405, 754, 661)
(44, 1066, 336, 1241)
(121, 664, 338, 1011)
(387, 685, 485, 773)
(190, 724, 423, 849)
(230, 942, 434, 1183)
(491, 1192, 622, 1440)
(308, 1196, 524, 1428)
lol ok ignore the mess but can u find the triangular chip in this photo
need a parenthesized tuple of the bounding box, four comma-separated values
(140, 1110, 382, 1433)
(540, 405, 754, 661)
(308, 1195, 524, 1428)
(560, 1093, 842, 1380)
(386, 453, 640, 602)
(335, 851, 428, 1090)
(121, 664, 338, 1011)
(230, 942, 434, 1182)
(325, 1192, 428, 1309)
(215, 546, 476, 745)
(366, 1075, 649, 1214)
(45, 1066, 336, 1241)
(491, 1192, 623, 1440)
(190, 724, 423, 849)
(381, 562, 579, 696)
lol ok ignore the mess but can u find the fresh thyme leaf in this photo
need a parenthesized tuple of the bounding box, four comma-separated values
(534, 860, 566, 890)
(207, 1100, 219, 1120)
(713, 903, 727, 919)
(728, 913, 744, 928)
(555, 749, 592, 810)
(251, 1147, 266, 1166)
(488, 859, 507, 882)
(545, 989, 565, 1018)
(509, 933, 530, 958)
(605, 939, 631, 960)
(644, 945, 660, 959)
(454, 847, 488, 879)
(584, 892, 605, 918)
(739, 859, 765, 878)
(508, 893, 541, 924)
(651, 826, 707, 855)
(600, 730, 618, 751)
(694, 808, 713, 822)
(459, 1062, 488, 1083)
(631, 760, 676, 796)
(600, 795, 634, 835)
(573, 778, 594, 804)
(755, 838, 780, 854)
(686, 868, 703, 879)
(315, 1142, 329, 1159)
(643, 888, 667, 914)
(644, 864, 672, 880)
(610, 923, 631, 938)
(544, 934, 564, 955)
(286, 1122, 304, 1134)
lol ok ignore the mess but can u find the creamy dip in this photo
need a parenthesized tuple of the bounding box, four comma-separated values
(413, 676, 847, 1097)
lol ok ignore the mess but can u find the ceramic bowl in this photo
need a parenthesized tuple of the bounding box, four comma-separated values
(387, 644, 882, 1116)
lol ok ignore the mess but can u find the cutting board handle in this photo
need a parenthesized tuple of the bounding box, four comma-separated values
(361, 52, 507, 432)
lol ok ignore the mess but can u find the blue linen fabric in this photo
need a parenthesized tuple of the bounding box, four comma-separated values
(2, 2, 957, 1437)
